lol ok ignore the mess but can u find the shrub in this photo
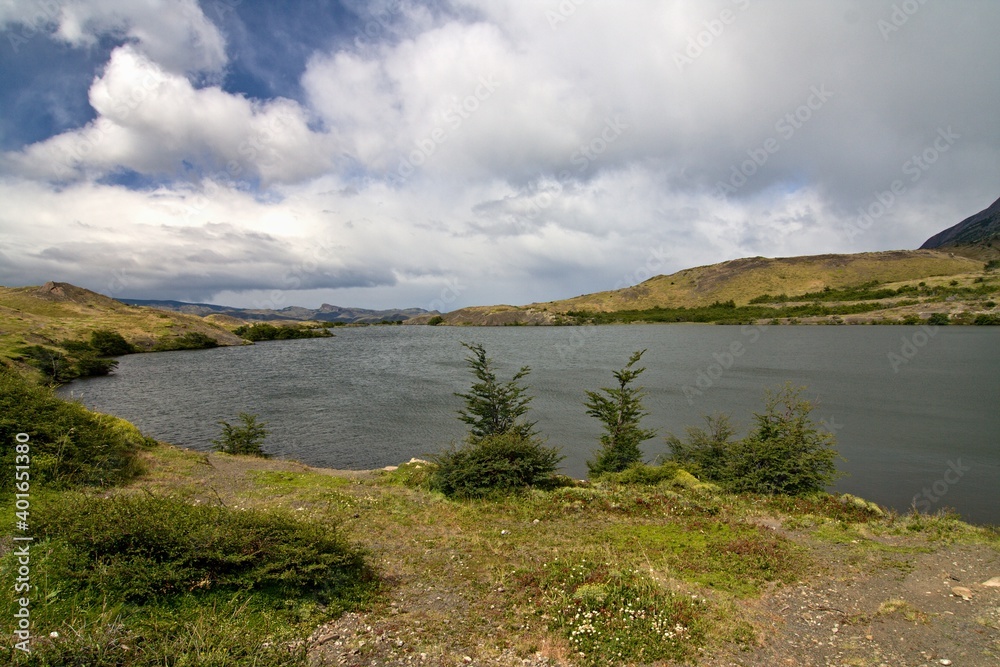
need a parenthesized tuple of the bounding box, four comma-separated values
(585, 350, 656, 476)
(974, 313, 1000, 325)
(17, 344, 78, 382)
(0, 367, 149, 493)
(153, 331, 220, 351)
(212, 412, 269, 457)
(25, 492, 371, 603)
(724, 385, 842, 495)
(665, 413, 737, 482)
(90, 329, 136, 356)
(233, 323, 333, 341)
(927, 312, 950, 325)
(72, 351, 119, 377)
(665, 385, 841, 495)
(455, 342, 536, 442)
(426, 315, 445, 326)
(430, 432, 562, 498)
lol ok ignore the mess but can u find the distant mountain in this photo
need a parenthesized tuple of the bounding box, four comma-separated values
(118, 298, 430, 324)
(920, 196, 1000, 258)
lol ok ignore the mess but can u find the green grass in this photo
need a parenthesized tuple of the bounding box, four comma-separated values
(0, 492, 379, 667)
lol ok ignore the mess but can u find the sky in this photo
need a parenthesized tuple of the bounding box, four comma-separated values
(0, 0, 998, 311)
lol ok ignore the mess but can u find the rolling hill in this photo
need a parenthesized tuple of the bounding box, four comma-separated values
(411, 249, 997, 326)
(0, 281, 244, 362)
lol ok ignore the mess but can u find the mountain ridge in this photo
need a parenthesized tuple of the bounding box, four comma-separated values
(920, 195, 1000, 251)
(117, 298, 429, 324)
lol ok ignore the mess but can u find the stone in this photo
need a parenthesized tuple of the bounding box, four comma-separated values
(951, 586, 973, 600)
(981, 576, 1000, 587)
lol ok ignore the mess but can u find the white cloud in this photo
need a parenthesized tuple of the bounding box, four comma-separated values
(2, 0, 998, 308)
(2, 47, 336, 185)
(0, 0, 226, 73)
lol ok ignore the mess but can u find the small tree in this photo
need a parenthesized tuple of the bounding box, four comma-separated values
(665, 413, 736, 482)
(433, 343, 561, 497)
(212, 412, 269, 457)
(723, 384, 841, 495)
(455, 342, 536, 442)
(585, 349, 657, 477)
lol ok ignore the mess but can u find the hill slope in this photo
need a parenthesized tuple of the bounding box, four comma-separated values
(535, 250, 982, 313)
(413, 249, 996, 326)
(0, 281, 244, 361)
(920, 196, 1000, 257)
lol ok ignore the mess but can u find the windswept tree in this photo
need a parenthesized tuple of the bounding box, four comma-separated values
(433, 343, 561, 497)
(585, 349, 657, 476)
(455, 342, 537, 442)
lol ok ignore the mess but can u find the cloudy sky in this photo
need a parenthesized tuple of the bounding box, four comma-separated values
(1, 0, 998, 310)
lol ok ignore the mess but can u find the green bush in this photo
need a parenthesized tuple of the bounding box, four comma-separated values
(724, 385, 842, 495)
(17, 344, 78, 382)
(26, 493, 371, 602)
(152, 331, 220, 351)
(72, 351, 119, 377)
(234, 323, 333, 341)
(430, 432, 562, 498)
(0, 493, 377, 666)
(426, 315, 445, 326)
(585, 350, 656, 476)
(927, 312, 950, 325)
(665, 413, 737, 482)
(212, 412, 270, 457)
(0, 367, 149, 493)
(665, 385, 841, 495)
(974, 313, 1000, 325)
(90, 329, 136, 356)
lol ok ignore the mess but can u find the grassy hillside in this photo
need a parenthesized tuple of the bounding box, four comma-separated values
(413, 250, 999, 325)
(535, 250, 983, 312)
(0, 281, 244, 362)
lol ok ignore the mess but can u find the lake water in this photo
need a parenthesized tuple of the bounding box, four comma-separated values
(58, 325, 1000, 524)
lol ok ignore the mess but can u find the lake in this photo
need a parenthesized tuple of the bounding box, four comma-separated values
(58, 325, 1000, 524)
